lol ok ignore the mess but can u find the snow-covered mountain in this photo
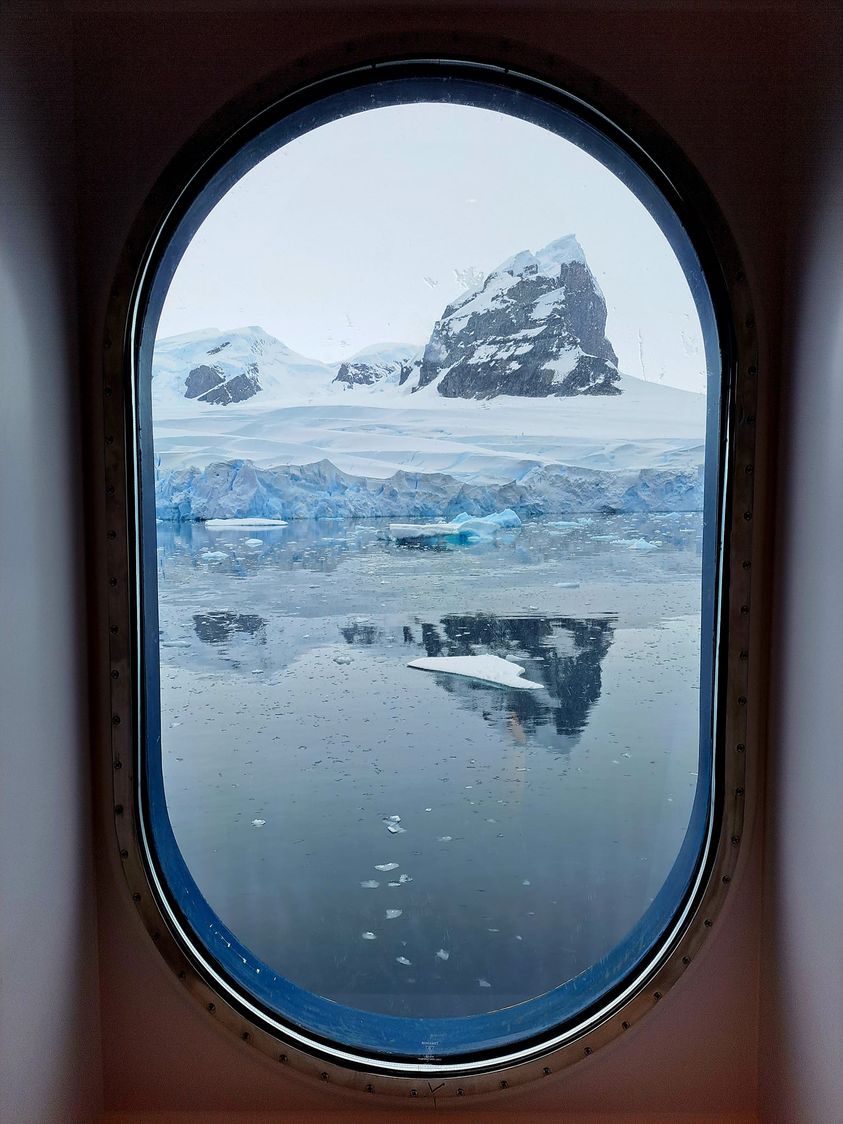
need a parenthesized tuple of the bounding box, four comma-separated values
(152, 326, 336, 410)
(415, 235, 620, 399)
(150, 235, 707, 521)
(332, 343, 421, 390)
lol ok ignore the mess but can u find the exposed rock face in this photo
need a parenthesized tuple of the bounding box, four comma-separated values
(184, 364, 224, 399)
(184, 359, 261, 404)
(332, 347, 421, 390)
(199, 364, 261, 405)
(416, 235, 621, 399)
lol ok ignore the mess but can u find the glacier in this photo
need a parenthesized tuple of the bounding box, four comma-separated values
(154, 456, 704, 522)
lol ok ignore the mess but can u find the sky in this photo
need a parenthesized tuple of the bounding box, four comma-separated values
(157, 102, 707, 393)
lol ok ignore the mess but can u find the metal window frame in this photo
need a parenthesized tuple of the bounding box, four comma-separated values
(101, 33, 757, 1099)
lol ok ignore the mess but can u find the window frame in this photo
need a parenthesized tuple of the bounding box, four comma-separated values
(102, 38, 757, 1097)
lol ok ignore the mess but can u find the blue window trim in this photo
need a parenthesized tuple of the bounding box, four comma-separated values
(130, 61, 731, 1067)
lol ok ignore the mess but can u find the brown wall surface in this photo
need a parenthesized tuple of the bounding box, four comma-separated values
(761, 13, 843, 1121)
(0, 11, 103, 1124)
(2, 2, 842, 1121)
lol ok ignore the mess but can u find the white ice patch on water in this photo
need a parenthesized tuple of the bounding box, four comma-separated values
(361, 931, 377, 940)
(250, 819, 265, 827)
(375, 863, 399, 872)
(360, 880, 379, 889)
(200, 551, 228, 562)
(436, 948, 450, 961)
(385, 909, 403, 920)
(396, 956, 412, 965)
(204, 517, 288, 528)
(408, 653, 543, 691)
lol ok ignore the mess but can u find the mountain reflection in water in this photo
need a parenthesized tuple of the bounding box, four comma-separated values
(342, 612, 615, 749)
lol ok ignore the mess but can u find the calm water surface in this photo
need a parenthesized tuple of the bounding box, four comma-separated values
(157, 513, 703, 1017)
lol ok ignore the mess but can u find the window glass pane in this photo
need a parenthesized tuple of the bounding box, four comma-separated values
(140, 77, 720, 1059)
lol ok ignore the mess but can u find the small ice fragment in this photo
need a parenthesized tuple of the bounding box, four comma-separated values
(515, 935, 523, 941)
(435, 949, 450, 961)
(487, 928, 500, 933)
(386, 815, 401, 823)
(333, 654, 352, 665)
(360, 880, 379, 889)
(388, 881, 400, 888)
(387, 823, 406, 834)
(244, 538, 263, 547)
(424, 807, 432, 813)
(375, 863, 399, 872)
(554, 581, 580, 588)
(398, 874, 413, 884)
(251, 819, 266, 827)
(396, 956, 412, 965)
(200, 551, 228, 562)
(478, 979, 492, 988)
(385, 909, 403, 920)
(438, 836, 453, 843)
(522, 879, 531, 886)
(361, 931, 377, 940)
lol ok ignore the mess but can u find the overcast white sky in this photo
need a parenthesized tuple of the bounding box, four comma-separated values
(158, 102, 706, 393)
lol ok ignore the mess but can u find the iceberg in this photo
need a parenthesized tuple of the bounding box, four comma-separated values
(407, 654, 544, 690)
(389, 508, 521, 541)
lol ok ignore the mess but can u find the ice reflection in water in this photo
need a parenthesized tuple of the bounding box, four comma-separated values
(158, 514, 702, 1017)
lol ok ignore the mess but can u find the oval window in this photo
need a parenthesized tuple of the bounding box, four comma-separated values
(112, 57, 753, 1084)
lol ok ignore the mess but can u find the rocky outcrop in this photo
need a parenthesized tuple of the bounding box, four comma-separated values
(416, 235, 621, 399)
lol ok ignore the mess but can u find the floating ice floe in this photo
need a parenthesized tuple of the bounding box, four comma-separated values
(360, 880, 379, 889)
(204, 517, 288, 528)
(554, 581, 580, 588)
(398, 873, 412, 884)
(408, 653, 543, 691)
(396, 956, 412, 966)
(383, 814, 406, 834)
(478, 979, 492, 988)
(435, 949, 450, 961)
(375, 862, 399, 872)
(361, 931, 377, 940)
(244, 538, 263, 547)
(251, 819, 266, 827)
(628, 538, 660, 551)
(437, 836, 453, 843)
(389, 508, 521, 542)
(385, 909, 403, 920)
(200, 550, 228, 562)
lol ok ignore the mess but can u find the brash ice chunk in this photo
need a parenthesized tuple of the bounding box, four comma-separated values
(407, 653, 544, 690)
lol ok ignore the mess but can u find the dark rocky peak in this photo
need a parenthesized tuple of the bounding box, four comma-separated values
(415, 235, 621, 400)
